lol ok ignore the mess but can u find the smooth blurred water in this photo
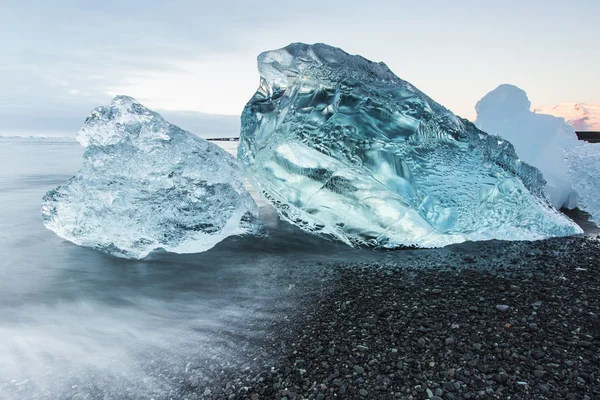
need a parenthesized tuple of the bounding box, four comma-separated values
(0, 137, 401, 400)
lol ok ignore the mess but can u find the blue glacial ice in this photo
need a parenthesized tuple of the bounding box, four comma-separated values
(475, 84, 579, 209)
(238, 43, 582, 248)
(42, 96, 264, 259)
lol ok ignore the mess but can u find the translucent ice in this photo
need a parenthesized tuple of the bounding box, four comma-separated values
(566, 143, 600, 224)
(239, 43, 581, 248)
(475, 84, 579, 209)
(42, 96, 264, 259)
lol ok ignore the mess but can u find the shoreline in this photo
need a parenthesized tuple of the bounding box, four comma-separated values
(182, 235, 600, 400)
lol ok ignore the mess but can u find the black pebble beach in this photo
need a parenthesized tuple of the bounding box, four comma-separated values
(183, 235, 600, 400)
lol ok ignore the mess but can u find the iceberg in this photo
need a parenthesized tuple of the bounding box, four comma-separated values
(42, 96, 264, 259)
(238, 43, 582, 248)
(475, 84, 579, 209)
(566, 143, 600, 224)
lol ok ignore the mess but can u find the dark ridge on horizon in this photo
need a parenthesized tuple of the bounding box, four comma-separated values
(576, 131, 600, 143)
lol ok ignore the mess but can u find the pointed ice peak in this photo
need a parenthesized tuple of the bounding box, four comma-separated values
(43, 97, 264, 259)
(533, 103, 600, 131)
(111, 94, 142, 105)
(77, 95, 172, 148)
(97, 95, 155, 119)
(257, 43, 400, 92)
(253, 43, 460, 133)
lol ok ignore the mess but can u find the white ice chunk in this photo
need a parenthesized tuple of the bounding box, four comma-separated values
(475, 84, 579, 209)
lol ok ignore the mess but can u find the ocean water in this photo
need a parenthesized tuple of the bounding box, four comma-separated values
(0, 137, 405, 400)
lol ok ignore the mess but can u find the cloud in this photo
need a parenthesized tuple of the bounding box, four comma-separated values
(160, 110, 240, 138)
(106, 56, 260, 115)
(0, 0, 284, 129)
(2, 0, 598, 134)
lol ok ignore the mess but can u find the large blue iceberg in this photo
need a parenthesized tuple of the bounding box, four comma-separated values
(238, 43, 582, 248)
(42, 96, 264, 259)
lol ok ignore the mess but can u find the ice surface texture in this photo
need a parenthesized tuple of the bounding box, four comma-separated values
(42, 96, 264, 259)
(567, 143, 600, 224)
(239, 43, 581, 248)
(475, 84, 579, 209)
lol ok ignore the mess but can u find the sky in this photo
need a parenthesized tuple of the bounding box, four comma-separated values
(2, 0, 598, 136)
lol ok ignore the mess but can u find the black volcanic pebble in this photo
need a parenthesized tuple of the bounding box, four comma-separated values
(181, 236, 600, 400)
